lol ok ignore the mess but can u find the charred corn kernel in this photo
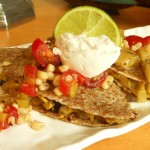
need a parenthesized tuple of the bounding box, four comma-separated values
(47, 72, 55, 80)
(59, 65, 69, 73)
(17, 116, 24, 124)
(18, 108, 28, 115)
(101, 75, 114, 89)
(37, 71, 48, 81)
(46, 64, 55, 72)
(29, 120, 44, 131)
(0, 103, 5, 112)
(53, 75, 60, 87)
(12, 103, 18, 109)
(42, 101, 55, 110)
(54, 87, 63, 96)
(35, 78, 43, 85)
(1, 61, 11, 66)
(39, 83, 50, 91)
(8, 116, 15, 125)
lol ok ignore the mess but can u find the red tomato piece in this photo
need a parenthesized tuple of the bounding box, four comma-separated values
(24, 65, 37, 78)
(143, 36, 150, 46)
(24, 65, 37, 84)
(85, 71, 108, 87)
(0, 122, 9, 130)
(20, 65, 37, 96)
(19, 82, 37, 97)
(4, 105, 18, 121)
(124, 35, 143, 47)
(32, 38, 60, 67)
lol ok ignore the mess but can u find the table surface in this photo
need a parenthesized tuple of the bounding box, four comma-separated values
(0, 0, 150, 149)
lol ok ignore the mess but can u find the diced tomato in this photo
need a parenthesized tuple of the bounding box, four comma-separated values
(32, 38, 60, 67)
(19, 82, 37, 97)
(4, 105, 18, 121)
(24, 65, 37, 78)
(84, 71, 108, 87)
(59, 70, 78, 96)
(19, 65, 37, 97)
(0, 122, 9, 130)
(143, 36, 150, 46)
(124, 35, 143, 47)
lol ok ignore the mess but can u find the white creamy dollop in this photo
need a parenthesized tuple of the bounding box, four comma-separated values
(53, 33, 121, 78)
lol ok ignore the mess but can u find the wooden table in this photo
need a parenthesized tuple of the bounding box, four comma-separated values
(0, 0, 150, 149)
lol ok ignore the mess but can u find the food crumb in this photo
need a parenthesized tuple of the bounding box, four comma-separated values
(29, 120, 44, 131)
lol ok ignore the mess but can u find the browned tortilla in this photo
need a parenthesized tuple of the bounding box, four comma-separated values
(0, 47, 34, 82)
(110, 65, 146, 82)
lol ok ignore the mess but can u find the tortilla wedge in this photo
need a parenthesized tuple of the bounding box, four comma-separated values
(0, 47, 136, 127)
(110, 65, 146, 82)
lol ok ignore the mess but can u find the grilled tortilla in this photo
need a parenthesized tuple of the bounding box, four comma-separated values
(109, 47, 150, 101)
(31, 83, 136, 127)
(0, 47, 136, 127)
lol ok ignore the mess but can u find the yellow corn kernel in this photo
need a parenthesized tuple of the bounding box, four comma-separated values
(53, 75, 60, 87)
(37, 71, 48, 81)
(12, 103, 19, 109)
(42, 101, 55, 110)
(59, 65, 69, 73)
(101, 75, 114, 89)
(39, 83, 50, 91)
(46, 64, 55, 72)
(54, 87, 63, 97)
(131, 42, 142, 51)
(39, 96, 48, 103)
(8, 116, 15, 125)
(35, 78, 43, 85)
(47, 72, 55, 81)
(0, 103, 5, 112)
(17, 116, 24, 124)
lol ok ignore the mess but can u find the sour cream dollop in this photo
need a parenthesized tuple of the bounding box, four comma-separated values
(53, 33, 121, 78)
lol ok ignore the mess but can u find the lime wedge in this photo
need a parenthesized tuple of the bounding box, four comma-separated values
(54, 6, 121, 46)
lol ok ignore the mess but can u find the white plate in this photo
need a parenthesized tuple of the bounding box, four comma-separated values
(0, 26, 150, 150)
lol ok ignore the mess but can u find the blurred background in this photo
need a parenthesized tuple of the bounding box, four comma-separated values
(0, 0, 149, 47)
(0, 0, 149, 29)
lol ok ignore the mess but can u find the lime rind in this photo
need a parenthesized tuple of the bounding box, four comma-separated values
(54, 6, 121, 46)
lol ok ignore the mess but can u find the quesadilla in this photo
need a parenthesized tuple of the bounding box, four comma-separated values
(0, 44, 137, 127)
(108, 38, 150, 102)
